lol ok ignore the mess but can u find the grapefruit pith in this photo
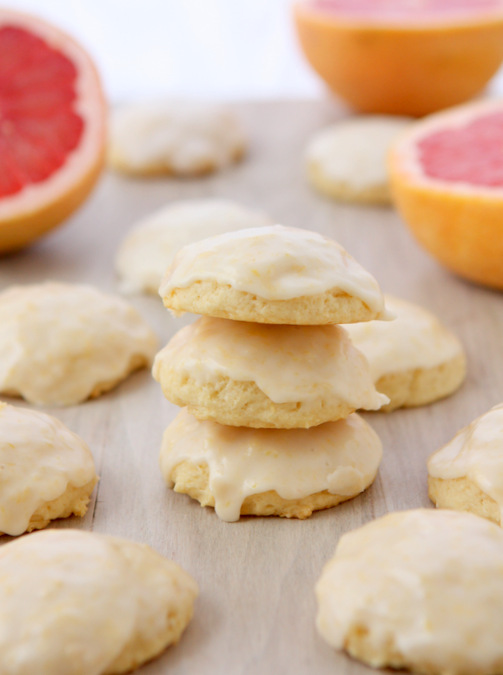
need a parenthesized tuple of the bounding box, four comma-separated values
(293, 0, 503, 116)
(0, 8, 106, 253)
(389, 99, 503, 290)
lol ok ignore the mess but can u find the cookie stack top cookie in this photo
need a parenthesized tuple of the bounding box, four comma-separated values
(153, 225, 387, 521)
(159, 224, 390, 325)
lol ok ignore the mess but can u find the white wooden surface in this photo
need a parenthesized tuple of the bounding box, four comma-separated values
(1, 100, 502, 675)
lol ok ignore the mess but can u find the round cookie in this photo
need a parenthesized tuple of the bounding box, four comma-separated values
(428, 403, 503, 525)
(152, 316, 388, 428)
(0, 282, 158, 406)
(316, 509, 503, 675)
(159, 225, 390, 325)
(344, 295, 466, 411)
(160, 408, 382, 521)
(306, 115, 411, 205)
(108, 100, 246, 177)
(0, 529, 198, 674)
(116, 199, 272, 295)
(0, 402, 97, 536)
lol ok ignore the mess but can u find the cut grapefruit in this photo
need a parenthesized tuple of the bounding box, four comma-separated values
(0, 8, 106, 253)
(389, 98, 503, 290)
(293, 0, 503, 116)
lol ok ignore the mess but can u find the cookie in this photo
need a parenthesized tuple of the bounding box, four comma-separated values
(428, 403, 503, 524)
(0, 282, 158, 406)
(344, 295, 466, 411)
(306, 115, 411, 205)
(316, 509, 503, 675)
(108, 101, 246, 176)
(159, 225, 390, 324)
(153, 316, 388, 428)
(116, 199, 272, 294)
(0, 402, 97, 536)
(0, 529, 198, 674)
(160, 408, 382, 521)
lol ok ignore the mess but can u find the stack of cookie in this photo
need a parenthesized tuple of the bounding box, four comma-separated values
(153, 225, 389, 521)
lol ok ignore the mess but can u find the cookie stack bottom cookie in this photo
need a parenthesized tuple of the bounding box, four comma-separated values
(153, 225, 389, 521)
(159, 408, 382, 521)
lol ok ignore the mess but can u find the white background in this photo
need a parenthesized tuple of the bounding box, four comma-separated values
(10, 0, 503, 103)
(12, 0, 323, 103)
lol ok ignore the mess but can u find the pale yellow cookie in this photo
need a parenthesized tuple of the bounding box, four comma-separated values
(160, 225, 390, 325)
(0, 402, 97, 536)
(152, 317, 388, 428)
(116, 199, 272, 295)
(428, 403, 503, 525)
(344, 295, 466, 411)
(0, 282, 158, 406)
(108, 101, 246, 177)
(160, 408, 382, 521)
(316, 509, 503, 675)
(306, 116, 411, 205)
(0, 529, 198, 674)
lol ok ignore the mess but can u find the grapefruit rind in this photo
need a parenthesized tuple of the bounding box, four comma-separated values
(389, 99, 503, 290)
(0, 8, 106, 253)
(293, 2, 503, 116)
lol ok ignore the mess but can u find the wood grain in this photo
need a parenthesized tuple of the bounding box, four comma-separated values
(0, 100, 502, 675)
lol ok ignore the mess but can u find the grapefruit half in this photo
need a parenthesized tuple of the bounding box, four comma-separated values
(0, 8, 106, 253)
(389, 99, 503, 290)
(293, 0, 503, 116)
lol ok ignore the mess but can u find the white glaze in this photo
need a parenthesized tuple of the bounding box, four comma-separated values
(0, 529, 198, 675)
(344, 295, 464, 381)
(428, 403, 503, 518)
(160, 408, 382, 522)
(316, 509, 503, 675)
(153, 316, 388, 410)
(160, 225, 388, 316)
(116, 199, 271, 294)
(110, 101, 245, 174)
(0, 402, 96, 535)
(0, 282, 157, 406)
(307, 116, 411, 192)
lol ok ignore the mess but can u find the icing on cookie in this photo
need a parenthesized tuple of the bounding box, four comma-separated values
(159, 225, 388, 317)
(153, 317, 388, 411)
(0, 403, 96, 535)
(0, 282, 157, 406)
(110, 101, 245, 174)
(160, 408, 382, 522)
(316, 509, 503, 675)
(428, 403, 503, 518)
(344, 295, 464, 380)
(0, 529, 198, 674)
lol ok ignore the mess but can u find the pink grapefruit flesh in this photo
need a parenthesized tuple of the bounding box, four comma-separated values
(417, 112, 503, 186)
(389, 99, 503, 289)
(0, 9, 106, 253)
(307, 0, 503, 22)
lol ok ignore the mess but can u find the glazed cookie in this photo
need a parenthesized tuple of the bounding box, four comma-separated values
(306, 116, 411, 205)
(0, 402, 97, 536)
(0, 282, 157, 406)
(0, 529, 198, 674)
(108, 101, 246, 176)
(160, 225, 390, 324)
(153, 316, 388, 428)
(344, 295, 466, 411)
(160, 408, 382, 521)
(316, 509, 503, 675)
(116, 199, 271, 294)
(428, 403, 503, 524)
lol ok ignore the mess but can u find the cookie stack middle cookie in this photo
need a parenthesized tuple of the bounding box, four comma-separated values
(153, 225, 389, 521)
